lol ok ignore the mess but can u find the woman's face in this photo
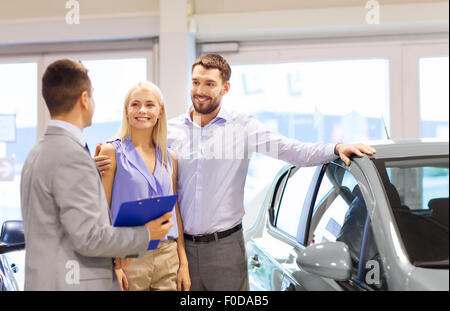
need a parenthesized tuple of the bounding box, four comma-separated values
(126, 88, 162, 131)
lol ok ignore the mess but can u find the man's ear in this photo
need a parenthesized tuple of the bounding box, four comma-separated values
(79, 90, 90, 110)
(221, 81, 230, 96)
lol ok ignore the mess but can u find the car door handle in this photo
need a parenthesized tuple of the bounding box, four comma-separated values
(249, 254, 261, 268)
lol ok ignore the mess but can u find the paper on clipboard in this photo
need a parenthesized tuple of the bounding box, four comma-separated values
(113, 194, 178, 250)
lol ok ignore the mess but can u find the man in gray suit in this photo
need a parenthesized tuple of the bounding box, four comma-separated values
(20, 59, 173, 291)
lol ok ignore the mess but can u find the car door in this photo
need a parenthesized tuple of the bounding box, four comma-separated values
(285, 161, 385, 291)
(247, 165, 324, 290)
(246, 167, 292, 291)
(277, 164, 343, 291)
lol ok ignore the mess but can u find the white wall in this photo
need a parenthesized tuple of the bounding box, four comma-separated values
(1, 0, 448, 44)
(193, 1, 449, 42)
(0, 0, 159, 20)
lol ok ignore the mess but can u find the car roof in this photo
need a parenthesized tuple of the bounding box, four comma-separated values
(362, 139, 449, 159)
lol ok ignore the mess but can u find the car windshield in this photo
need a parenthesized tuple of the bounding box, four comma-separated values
(373, 156, 449, 268)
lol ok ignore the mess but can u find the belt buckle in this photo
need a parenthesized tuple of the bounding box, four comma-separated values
(192, 234, 203, 243)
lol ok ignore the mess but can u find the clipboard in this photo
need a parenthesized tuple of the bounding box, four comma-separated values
(113, 194, 178, 250)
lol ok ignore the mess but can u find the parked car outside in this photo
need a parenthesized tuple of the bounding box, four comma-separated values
(245, 139, 449, 291)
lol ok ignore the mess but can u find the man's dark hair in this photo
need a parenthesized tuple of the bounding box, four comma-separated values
(192, 54, 232, 83)
(42, 59, 92, 116)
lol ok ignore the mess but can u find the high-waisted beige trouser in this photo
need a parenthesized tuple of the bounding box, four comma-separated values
(123, 239, 179, 291)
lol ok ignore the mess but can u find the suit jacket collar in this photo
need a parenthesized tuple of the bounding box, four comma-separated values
(45, 125, 85, 148)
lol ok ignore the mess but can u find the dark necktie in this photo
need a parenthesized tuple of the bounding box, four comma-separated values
(84, 143, 91, 155)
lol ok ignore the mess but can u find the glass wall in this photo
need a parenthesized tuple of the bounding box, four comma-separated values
(0, 61, 37, 290)
(224, 58, 390, 206)
(0, 62, 37, 225)
(419, 56, 449, 139)
(80, 57, 148, 153)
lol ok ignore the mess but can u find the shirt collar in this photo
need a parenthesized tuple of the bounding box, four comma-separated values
(184, 105, 229, 126)
(48, 119, 85, 146)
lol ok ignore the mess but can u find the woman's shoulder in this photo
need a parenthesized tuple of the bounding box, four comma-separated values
(99, 141, 118, 157)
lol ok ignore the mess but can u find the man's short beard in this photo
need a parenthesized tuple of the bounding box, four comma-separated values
(192, 98, 221, 115)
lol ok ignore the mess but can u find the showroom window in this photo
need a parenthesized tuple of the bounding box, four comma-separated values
(226, 59, 390, 143)
(42, 52, 152, 154)
(224, 55, 390, 208)
(0, 60, 38, 290)
(78, 57, 148, 153)
(216, 38, 448, 212)
(419, 56, 449, 139)
(0, 61, 37, 226)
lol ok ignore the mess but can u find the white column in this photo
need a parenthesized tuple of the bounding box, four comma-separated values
(159, 0, 197, 119)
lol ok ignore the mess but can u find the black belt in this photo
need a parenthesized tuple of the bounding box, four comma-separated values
(184, 223, 242, 243)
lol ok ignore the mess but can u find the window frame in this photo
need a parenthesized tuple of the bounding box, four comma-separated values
(220, 35, 449, 140)
(0, 46, 156, 141)
(39, 49, 155, 138)
(402, 43, 449, 139)
(267, 164, 325, 247)
(306, 162, 355, 245)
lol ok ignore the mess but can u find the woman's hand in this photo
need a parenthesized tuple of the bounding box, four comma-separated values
(177, 262, 191, 291)
(114, 257, 132, 270)
(115, 268, 129, 291)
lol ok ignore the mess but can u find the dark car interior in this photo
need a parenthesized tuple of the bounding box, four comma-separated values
(391, 194, 449, 268)
(372, 158, 449, 269)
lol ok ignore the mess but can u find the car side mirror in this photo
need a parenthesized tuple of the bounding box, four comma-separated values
(0, 220, 25, 254)
(295, 241, 352, 281)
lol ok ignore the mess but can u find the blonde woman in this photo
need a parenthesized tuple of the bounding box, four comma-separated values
(98, 81, 190, 291)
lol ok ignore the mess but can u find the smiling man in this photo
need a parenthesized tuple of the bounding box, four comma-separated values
(167, 54, 375, 291)
(96, 54, 375, 291)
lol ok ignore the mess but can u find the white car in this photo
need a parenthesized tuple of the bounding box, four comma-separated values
(245, 140, 449, 291)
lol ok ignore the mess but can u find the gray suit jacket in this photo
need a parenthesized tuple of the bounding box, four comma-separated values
(20, 126, 150, 290)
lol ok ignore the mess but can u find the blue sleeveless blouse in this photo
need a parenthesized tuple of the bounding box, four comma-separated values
(109, 137, 178, 240)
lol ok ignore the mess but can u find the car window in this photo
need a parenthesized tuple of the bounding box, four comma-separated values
(386, 165, 449, 211)
(374, 156, 449, 268)
(309, 164, 363, 245)
(275, 166, 318, 239)
(310, 165, 375, 261)
(306, 163, 389, 290)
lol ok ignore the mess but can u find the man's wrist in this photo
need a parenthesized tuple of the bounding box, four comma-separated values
(334, 143, 341, 155)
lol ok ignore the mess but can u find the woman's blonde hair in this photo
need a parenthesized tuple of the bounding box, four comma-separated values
(114, 81, 171, 174)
